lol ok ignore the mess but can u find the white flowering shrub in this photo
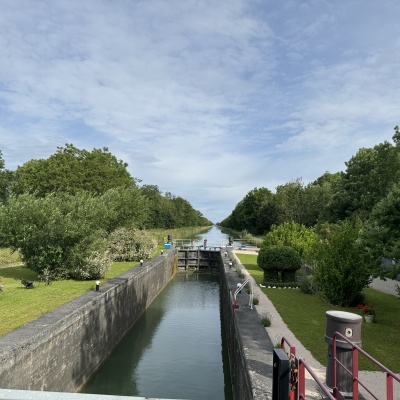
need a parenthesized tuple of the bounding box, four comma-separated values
(108, 227, 157, 262)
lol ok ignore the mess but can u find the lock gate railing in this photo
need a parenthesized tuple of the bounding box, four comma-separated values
(280, 335, 400, 400)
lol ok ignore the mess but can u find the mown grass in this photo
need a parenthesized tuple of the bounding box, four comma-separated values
(0, 226, 211, 337)
(0, 261, 140, 336)
(236, 253, 400, 373)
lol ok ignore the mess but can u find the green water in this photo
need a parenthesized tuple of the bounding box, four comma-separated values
(81, 273, 233, 400)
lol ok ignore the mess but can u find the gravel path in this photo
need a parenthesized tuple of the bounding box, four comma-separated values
(369, 277, 399, 296)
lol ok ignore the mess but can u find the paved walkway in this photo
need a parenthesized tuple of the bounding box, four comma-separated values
(232, 250, 400, 400)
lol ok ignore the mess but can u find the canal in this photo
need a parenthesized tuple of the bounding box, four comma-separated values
(81, 271, 233, 399)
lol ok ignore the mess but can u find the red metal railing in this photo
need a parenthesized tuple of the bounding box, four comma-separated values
(280, 334, 400, 400)
(281, 337, 336, 400)
(332, 331, 400, 400)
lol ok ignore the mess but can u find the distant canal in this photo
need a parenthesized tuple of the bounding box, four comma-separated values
(81, 272, 233, 400)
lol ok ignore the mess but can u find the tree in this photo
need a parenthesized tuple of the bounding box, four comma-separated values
(13, 144, 136, 196)
(357, 183, 400, 278)
(274, 179, 308, 225)
(0, 150, 15, 204)
(99, 186, 149, 233)
(262, 222, 318, 264)
(0, 192, 111, 279)
(219, 187, 274, 234)
(304, 172, 342, 225)
(312, 219, 370, 307)
(258, 245, 301, 283)
(325, 138, 400, 223)
(140, 184, 211, 229)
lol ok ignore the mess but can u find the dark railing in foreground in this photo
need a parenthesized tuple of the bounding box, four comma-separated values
(280, 334, 400, 400)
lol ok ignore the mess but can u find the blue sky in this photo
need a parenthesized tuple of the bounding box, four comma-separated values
(1, 1, 399, 223)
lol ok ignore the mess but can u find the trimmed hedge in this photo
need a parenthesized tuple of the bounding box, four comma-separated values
(258, 245, 301, 283)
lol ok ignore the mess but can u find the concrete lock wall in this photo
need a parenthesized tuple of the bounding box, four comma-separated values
(0, 249, 272, 399)
(219, 254, 274, 400)
(0, 251, 177, 392)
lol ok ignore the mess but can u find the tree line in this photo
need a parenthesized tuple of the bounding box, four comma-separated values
(220, 126, 400, 305)
(0, 144, 212, 280)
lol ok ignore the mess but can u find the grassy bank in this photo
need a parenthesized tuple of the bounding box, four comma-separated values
(0, 226, 212, 337)
(236, 253, 400, 373)
(0, 261, 140, 336)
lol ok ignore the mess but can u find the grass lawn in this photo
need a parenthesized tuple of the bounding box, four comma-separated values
(0, 226, 208, 337)
(236, 253, 400, 373)
(0, 261, 140, 337)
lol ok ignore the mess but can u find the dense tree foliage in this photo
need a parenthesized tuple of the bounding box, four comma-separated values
(358, 183, 400, 279)
(262, 222, 317, 264)
(0, 192, 110, 279)
(0, 144, 211, 279)
(220, 127, 400, 236)
(140, 184, 211, 229)
(13, 144, 136, 196)
(108, 227, 157, 262)
(311, 219, 370, 307)
(220, 126, 400, 306)
(0, 150, 15, 204)
(219, 187, 275, 234)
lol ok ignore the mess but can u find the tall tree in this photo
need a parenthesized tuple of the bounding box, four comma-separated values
(13, 144, 136, 196)
(358, 182, 400, 278)
(262, 221, 318, 263)
(219, 187, 274, 234)
(0, 150, 15, 204)
(274, 179, 307, 225)
(312, 219, 370, 307)
(325, 135, 400, 222)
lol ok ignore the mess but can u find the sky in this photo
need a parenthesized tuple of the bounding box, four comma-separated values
(1, 0, 400, 223)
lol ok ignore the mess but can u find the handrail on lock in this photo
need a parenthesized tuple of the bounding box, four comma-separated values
(332, 331, 400, 400)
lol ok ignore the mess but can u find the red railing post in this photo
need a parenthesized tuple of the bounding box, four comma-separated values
(387, 374, 393, 400)
(332, 331, 400, 400)
(352, 346, 359, 399)
(298, 361, 305, 400)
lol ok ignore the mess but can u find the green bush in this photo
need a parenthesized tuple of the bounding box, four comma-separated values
(258, 245, 301, 283)
(297, 274, 314, 294)
(260, 313, 271, 327)
(68, 237, 112, 280)
(108, 227, 157, 261)
(312, 219, 370, 307)
(0, 192, 110, 279)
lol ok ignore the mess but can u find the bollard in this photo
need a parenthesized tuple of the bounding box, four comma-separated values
(161, 250, 164, 255)
(95, 280, 100, 292)
(140, 259, 144, 266)
(325, 311, 362, 396)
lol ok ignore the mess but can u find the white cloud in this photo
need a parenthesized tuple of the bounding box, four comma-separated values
(0, 0, 399, 222)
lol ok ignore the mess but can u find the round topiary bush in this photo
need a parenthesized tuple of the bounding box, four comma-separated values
(257, 245, 301, 283)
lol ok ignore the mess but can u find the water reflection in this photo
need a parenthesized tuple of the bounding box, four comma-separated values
(81, 273, 233, 400)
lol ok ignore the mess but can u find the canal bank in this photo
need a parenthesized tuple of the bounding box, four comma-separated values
(0, 248, 274, 399)
(0, 251, 176, 393)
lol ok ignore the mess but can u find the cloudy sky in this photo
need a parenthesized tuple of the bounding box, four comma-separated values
(1, 1, 399, 223)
